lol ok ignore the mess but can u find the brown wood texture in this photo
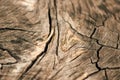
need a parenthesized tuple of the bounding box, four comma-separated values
(0, 0, 120, 80)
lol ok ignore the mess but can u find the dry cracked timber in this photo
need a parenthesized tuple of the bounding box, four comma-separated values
(0, 0, 120, 80)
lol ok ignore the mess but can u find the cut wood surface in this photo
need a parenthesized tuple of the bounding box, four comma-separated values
(0, 0, 120, 80)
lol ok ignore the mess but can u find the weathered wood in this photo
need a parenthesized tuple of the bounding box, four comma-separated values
(0, 0, 120, 80)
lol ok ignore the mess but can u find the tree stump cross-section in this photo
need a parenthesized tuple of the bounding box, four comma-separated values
(0, 0, 120, 80)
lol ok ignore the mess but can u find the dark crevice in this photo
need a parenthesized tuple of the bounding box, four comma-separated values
(104, 69, 109, 80)
(95, 46, 103, 71)
(1, 0, 120, 80)
(54, 0, 60, 56)
(48, 6, 52, 37)
(96, 46, 103, 61)
(90, 28, 96, 38)
(95, 62, 101, 71)
(90, 45, 103, 71)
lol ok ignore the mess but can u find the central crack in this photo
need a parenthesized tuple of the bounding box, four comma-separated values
(95, 46, 103, 71)
(18, 3, 54, 80)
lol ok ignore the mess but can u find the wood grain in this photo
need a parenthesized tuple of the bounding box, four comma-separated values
(0, 0, 120, 80)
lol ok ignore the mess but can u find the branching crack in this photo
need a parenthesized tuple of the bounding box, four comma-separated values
(83, 66, 120, 80)
(89, 14, 108, 27)
(91, 35, 119, 50)
(62, 16, 118, 50)
(62, 18, 89, 39)
(90, 46, 103, 71)
(18, 29, 53, 80)
(18, 4, 54, 80)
